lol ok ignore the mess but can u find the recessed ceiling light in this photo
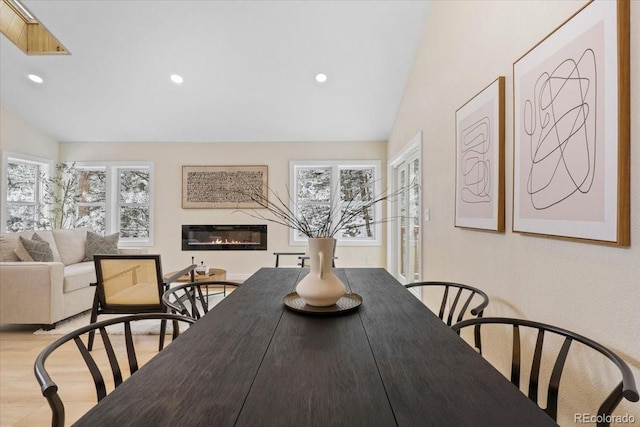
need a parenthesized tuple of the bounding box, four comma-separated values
(27, 74, 43, 84)
(170, 74, 184, 84)
(315, 73, 328, 83)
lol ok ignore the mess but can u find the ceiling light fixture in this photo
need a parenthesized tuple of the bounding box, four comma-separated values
(315, 73, 328, 83)
(170, 74, 184, 84)
(27, 74, 43, 84)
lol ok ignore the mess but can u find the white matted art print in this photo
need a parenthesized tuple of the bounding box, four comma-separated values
(455, 77, 505, 232)
(512, 0, 630, 245)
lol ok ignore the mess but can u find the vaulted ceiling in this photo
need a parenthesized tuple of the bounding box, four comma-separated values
(1, 1, 430, 143)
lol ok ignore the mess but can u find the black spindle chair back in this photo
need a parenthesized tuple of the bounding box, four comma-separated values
(34, 313, 195, 427)
(451, 317, 639, 426)
(404, 281, 489, 351)
(162, 281, 239, 320)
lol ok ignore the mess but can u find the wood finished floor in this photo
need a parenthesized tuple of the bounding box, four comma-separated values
(0, 323, 167, 427)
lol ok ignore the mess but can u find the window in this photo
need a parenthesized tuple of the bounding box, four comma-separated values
(290, 160, 382, 246)
(76, 162, 153, 245)
(76, 168, 107, 233)
(117, 168, 151, 239)
(2, 152, 52, 232)
(1, 156, 153, 244)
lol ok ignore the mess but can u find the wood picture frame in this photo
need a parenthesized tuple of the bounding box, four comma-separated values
(182, 165, 268, 209)
(455, 76, 505, 232)
(512, 0, 630, 246)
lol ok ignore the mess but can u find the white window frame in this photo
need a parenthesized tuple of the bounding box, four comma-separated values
(289, 160, 382, 247)
(1, 151, 53, 232)
(75, 161, 154, 246)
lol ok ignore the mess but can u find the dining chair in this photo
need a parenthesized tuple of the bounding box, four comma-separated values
(273, 251, 306, 267)
(34, 312, 195, 427)
(162, 281, 240, 320)
(89, 254, 195, 351)
(451, 317, 639, 426)
(274, 242, 338, 267)
(404, 281, 489, 351)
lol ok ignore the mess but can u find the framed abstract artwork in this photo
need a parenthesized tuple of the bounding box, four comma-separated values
(513, 0, 630, 246)
(182, 165, 268, 209)
(455, 76, 505, 232)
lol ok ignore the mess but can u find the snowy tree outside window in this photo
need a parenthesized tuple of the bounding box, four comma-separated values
(3, 157, 152, 245)
(76, 168, 107, 234)
(291, 161, 383, 245)
(118, 169, 150, 238)
(5, 159, 45, 232)
(339, 168, 375, 238)
(74, 163, 153, 245)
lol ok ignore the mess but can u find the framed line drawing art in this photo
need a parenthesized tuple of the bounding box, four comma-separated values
(513, 0, 630, 246)
(455, 76, 505, 232)
(182, 165, 268, 209)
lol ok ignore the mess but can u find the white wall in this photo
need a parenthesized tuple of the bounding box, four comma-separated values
(60, 141, 387, 279)
(0, 106, 58, 160)
(388, 1, 639, 424)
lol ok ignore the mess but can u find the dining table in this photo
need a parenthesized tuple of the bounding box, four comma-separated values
(74, 267, 557, 426)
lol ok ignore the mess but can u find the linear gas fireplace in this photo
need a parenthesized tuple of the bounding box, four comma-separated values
(182, 224, 267, 251)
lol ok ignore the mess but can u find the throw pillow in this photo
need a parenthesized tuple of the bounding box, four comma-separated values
(84, 231, 120, 261)
(13, 239, 34, 261)
(18, 235, 54, 262)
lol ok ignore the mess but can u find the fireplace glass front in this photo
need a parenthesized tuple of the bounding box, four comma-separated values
(182, 225, 267, 251)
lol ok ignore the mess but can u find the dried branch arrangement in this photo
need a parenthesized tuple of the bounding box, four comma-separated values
(236, 179, 412, 239)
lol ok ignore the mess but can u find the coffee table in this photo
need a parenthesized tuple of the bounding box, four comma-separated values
(164, 267, 227, 283)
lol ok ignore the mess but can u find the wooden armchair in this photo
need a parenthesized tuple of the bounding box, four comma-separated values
(89, 254, 195, 350)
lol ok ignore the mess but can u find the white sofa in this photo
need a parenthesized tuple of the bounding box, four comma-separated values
(0, 228, 144, 328)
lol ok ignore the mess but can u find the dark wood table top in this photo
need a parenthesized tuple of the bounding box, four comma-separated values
(74, 268, 557, 426)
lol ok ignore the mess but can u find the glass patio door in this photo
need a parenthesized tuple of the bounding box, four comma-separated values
(388, 134, 421, 285)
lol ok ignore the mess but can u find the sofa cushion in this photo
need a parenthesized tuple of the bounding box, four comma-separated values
(63, 261, 97, 293)
(0, 230, 60, 262)
(52, 228, 90, 266)
(0, 231, 29, 261)
(18, 235, 54, 262)
(84, 231, 120, 261)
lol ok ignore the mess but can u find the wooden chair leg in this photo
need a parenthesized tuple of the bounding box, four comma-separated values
(158, 319, 167, 351)
(87, 292, 99, 351)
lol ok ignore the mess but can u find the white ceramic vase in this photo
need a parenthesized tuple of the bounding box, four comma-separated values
(295, 237, 346, 306)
